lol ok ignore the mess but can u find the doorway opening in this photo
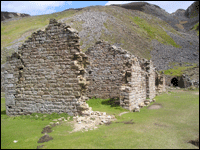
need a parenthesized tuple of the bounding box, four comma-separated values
(171, 77, 178, 87)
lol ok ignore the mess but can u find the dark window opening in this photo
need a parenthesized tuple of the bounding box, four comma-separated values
(171, 77, 178, 87)
(89, 71, 92, 74)
(8, 106, 12, 109)
(155, 78, 159, 86)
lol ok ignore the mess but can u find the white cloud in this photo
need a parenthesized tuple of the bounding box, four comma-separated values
(66, 1, 72, 5)
(1, 1, 72, 16)
(105, 1, 195, 13)
(105, 1, 133, 5)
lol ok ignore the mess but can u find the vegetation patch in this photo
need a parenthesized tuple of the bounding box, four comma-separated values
(160, 63, 197, 76)
(129, 16, 181, 48)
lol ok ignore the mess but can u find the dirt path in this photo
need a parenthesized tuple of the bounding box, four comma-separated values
(118, 112, 129, 116)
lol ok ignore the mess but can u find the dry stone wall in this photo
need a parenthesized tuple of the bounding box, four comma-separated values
(5, 19, 90, 116)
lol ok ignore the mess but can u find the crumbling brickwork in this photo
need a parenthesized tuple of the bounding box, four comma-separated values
(5, 19, 90, 116)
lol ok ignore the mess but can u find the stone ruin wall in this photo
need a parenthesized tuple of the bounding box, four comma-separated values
(4, 19, 90, 116)
(155, 71, 166, 94)
(85, 41, 149, 111)
(4, 18, 165, 116)
(85, 41, 134, 99)
(147, 61, 156, 99)
(121, 60, 147, 111)
(139, 59, 156, 99)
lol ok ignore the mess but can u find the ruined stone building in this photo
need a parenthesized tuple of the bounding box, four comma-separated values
(4, 19, 165, 116)
(85, 41, 157, 111)
(4, 19, 91, 116)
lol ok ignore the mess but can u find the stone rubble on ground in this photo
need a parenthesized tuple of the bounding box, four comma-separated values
(71, 110, 116, 132)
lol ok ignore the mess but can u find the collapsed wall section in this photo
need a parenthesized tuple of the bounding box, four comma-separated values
(5, 19, 89, 116)
(85, 41, 147, 111)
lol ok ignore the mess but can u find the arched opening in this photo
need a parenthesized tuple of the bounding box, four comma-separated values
(171, 77, 178, 87)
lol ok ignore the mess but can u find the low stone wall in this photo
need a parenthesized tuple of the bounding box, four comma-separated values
(5, 19, 90, 116)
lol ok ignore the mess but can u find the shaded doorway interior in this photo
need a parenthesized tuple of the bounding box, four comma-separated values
(171, 77, 178, 87)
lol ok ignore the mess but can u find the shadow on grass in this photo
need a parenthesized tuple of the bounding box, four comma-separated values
(101, 98, 120, 107)
(1, 110, 6, 115)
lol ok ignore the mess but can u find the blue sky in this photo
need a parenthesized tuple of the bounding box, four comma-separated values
(1, 1, 195, 16)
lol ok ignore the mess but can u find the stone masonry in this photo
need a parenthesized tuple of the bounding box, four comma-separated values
(155, 71, 166, 94)
(4, 19, 91, 116)
(85, 41, 157, 111)
(139, 59, 156, 99)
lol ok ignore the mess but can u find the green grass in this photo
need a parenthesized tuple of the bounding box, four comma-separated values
(129, 16, 181, 48)
(1, 88, 199, 149)
(160, 63, 198, 76)
(1, 96, 72, 149)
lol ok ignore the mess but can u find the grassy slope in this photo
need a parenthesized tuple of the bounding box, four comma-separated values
(159, 62, 198, 77)
(1, 5, 181, 64)
(1, 89, 199, 149)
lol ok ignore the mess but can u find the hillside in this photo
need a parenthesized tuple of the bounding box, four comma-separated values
(1, 2, 199, 73)
(1, 11, 30, 22)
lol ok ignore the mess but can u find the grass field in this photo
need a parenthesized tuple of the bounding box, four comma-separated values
(1, 88, 199, 149)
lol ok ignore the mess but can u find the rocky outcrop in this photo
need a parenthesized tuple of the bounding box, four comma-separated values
(185, 1, 199, 18)
(1, 11, 30, 21)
